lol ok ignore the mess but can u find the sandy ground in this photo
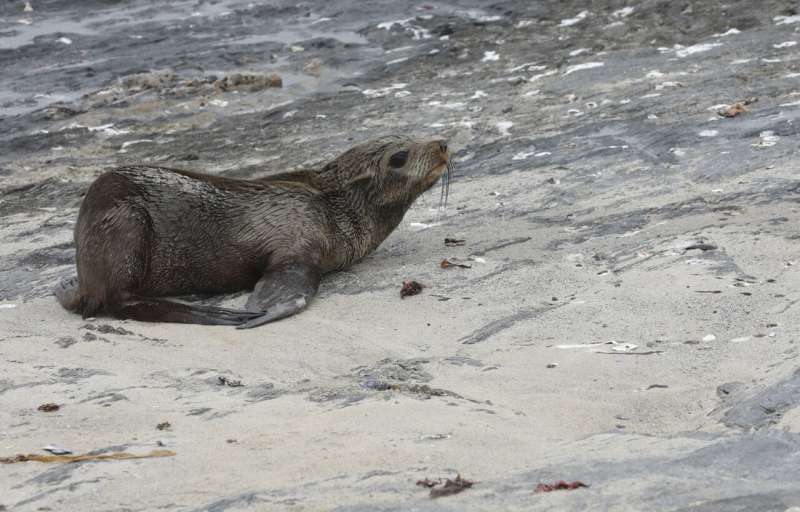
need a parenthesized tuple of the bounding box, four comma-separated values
(1, 0, 800, 510)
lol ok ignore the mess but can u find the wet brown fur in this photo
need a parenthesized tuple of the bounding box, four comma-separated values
(55, 136, 450, 324)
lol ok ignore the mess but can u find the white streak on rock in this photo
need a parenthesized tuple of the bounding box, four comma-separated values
(530, 69, 557, 82)
(496, 121, 513, 137)
(753, 130, 779, 147)
(507, 61, 539, 72)
(713, 28, 740, 37)
(569, 48, 590, 57)
(676, 43, 722, 58)
(775, 15, 800, 25)
(559, 10, 589, 27)
(362, 83, 407, 98)
(409, 222, 441, 231)
(564, 62, 604, 74)
(512, 151, 536, 160)
(377, 19, 413, 30)
(612, 7, 634, 17)
(119, 139, 154, 152)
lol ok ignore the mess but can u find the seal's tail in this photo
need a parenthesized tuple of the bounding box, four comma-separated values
(110, 298, 262, 326)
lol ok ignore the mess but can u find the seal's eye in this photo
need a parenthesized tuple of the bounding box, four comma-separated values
(388, 151, 408, 169)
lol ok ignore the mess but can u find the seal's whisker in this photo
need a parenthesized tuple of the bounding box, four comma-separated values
(444, 159, 453, 210)
(438, 167, 446, 212)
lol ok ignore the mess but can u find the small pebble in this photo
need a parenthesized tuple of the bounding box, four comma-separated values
(546, 363, 558, 368)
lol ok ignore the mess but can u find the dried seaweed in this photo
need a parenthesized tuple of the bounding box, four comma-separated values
(1, 449, 175, 464)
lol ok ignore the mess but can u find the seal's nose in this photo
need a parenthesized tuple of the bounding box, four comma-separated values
(437, 140, 448, 154)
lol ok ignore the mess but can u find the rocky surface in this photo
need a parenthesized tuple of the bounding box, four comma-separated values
(1, 0, 799, 510)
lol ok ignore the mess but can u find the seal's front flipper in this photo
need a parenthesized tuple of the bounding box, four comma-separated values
(237, 262, 321, 329)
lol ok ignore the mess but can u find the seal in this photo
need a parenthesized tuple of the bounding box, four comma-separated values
(54, 135, 452, 328)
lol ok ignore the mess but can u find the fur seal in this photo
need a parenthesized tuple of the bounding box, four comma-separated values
(55, 135, 451, 328)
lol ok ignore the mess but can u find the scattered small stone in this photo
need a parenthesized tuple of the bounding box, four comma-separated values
(218, 376, 244, 387)
(416, 477, 440, 488)
(546, 363, 558, 368)
(122, 69, 177, 90)
(55, 336, 77, 348)
(226, 439, 238, 444)
(43, 444, 72, 455)
(440, 258, 472, 269)
(702, 334, 717, 342)
(401, 280, 424, 298)
(214, 73, 282, 92)
(444, 238, 466, 246)
(717, 97, 757, 118)
(417, 474, 475, 498)
(684, 242, 717, 252)
(419, 433, 450, 441)
(37, 403, 60, 412)
(717, 382, 743, 399)
(95, 324, 133, 335)
(156, 422, 172, 431)
(535, 480, 589, 493)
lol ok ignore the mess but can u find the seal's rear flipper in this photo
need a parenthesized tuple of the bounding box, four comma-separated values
(112, 299, 262, 326)
(54, 275, 81, 312)
(238, 262, 321, 329)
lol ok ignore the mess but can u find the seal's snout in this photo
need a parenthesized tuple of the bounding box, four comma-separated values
(430, 139, 449, 168)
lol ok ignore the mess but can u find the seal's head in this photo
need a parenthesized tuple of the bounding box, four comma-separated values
(322, 135, 452, 209)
